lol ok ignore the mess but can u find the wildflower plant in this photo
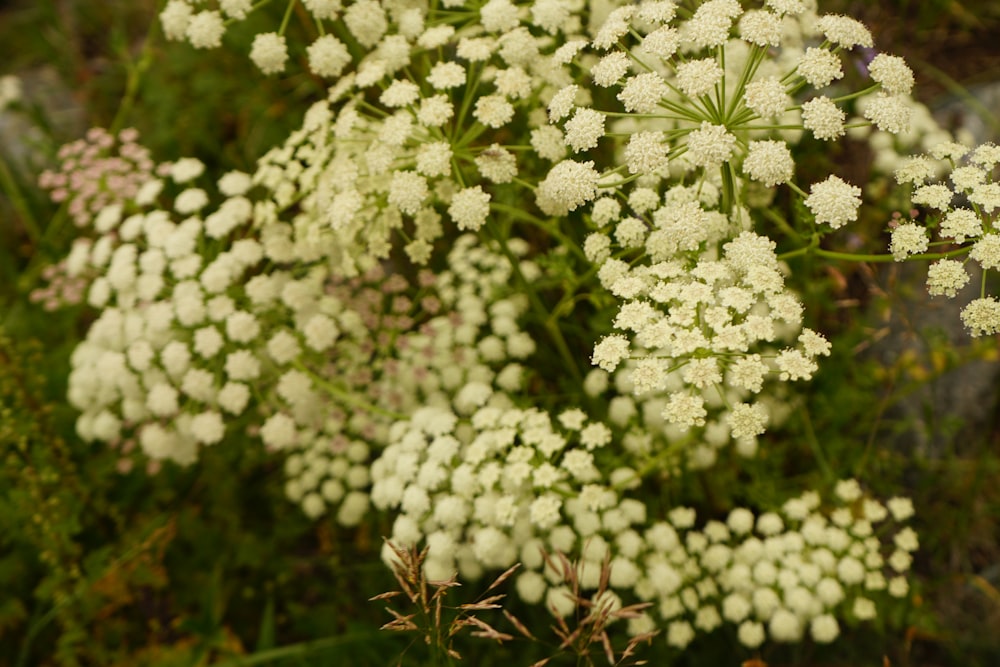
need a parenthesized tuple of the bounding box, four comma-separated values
(26, 0, 1000, 660)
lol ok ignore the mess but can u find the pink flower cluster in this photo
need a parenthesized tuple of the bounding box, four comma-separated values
(28, 261, 88, 310)
(38, 127, 157, 226)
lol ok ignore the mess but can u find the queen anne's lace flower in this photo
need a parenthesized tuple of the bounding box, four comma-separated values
(868, 54, 914, 95)
(743, 140, 794, 186)
(805, 176, 862, 229)
(686, 123, 737, 169)
(801, 97, 846, 141)
(250, 33, 288, 75)
(186, 10, 225, 49)
(59, 3, 938, 653)
(536, 160, 600, 215)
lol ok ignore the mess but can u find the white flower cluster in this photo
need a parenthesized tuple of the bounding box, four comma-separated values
(892, 141, 1000, 336)
(535, 0, 913, 218)
(371, 404, 629, 580)
(67, 161, 259, 466)
(263, 236, 538, 520)
(50, 0, 942, 656)
(372, 407, 917, 649)
(585, 183, 830, 461)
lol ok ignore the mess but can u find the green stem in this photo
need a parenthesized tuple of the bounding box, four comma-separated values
(292, 360, 407, 420)
(277, 0, 296, 35)
(800, 404, 835, 482)
(108, 1, 158, 135)
(0, 152, 40, 242)
(829, 83, 881, 105)
(778, 243, 972, 263)
(720, 162, 736, 215)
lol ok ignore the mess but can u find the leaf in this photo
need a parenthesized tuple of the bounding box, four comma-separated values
(254, 595, 275, 653)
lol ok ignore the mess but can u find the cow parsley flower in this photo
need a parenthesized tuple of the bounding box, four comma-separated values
(448, 186, 491, 231)
(743, 140, 794, 186)
(676, 58, 724, 98)
(805, 176, 862, 229)
(564, 108, 605, 153)
(686, 123, 737, 169)
(186, 10, 225, 49)
(307, 35, 351, 77)
(250, 33, 288, 75)
(536, 160, 600, 215)
(801, 97, 846, 141)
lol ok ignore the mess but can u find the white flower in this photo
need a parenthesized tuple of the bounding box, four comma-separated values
(303, 0, 341, 19)
(427, 62, 466, 90)
(564, 108, 605, 153)
(624, 132, 668, 175)
(727, 403, 768, 438)
(853, 597, 877, 620)
(744, 77, 788, 119)
(805, 175, 862, 229)
(863, 93, 911, 134)
(250, 33, 288, 75)
(591, 334, 630, 371)
(218, 382, 250, 414)
(593, 6, 634, 49)
(536, 160, 599, 216)
(889, 222, 928, 260)
(186, 11, 225, 49)
(801, 96, 846, 141)
(869, 53, 914, 95)
(798, 48, 843, 88)
(418, 95, 454, 127)
(302, 314, 339, 351)
(147, 383, 180, 417)
(810, 614, 840, 643)
(743, 140, 794, 186)
(675, 58, 723, 98)
(961, 297, 1000, 337)
(480, 0, 519, 32)
(474, 94, 514, 128)
(448, 186, 491, 231)
(617, 73, 669, 113)
(926, 259, 970, 297)
(388, 171, 429, 215)
(476, 145, 518, 183)
(686, 122, 737, 169)
(971, 233, 1000, 270)
(661, 393, 706, 430)
(737, 620, 766, 648)
(768, 608, 802, 642)
(912, 184, 952, 210)
(170, 158, 205, 183)
(175, 188, 209, 214)
(190, 411, 225, 444)
(894, 156, 936, 184)
(307, 35, 351, 77)
(940, 208, 982, 243)
(642, 25, 680, 60)
(160, 0, 193, 41)
(380, 80, 420, 108)
(260, 413, 297, 449)
(343, 0, 387, 48)
(775, 349, 817, 381)
(815, 14, 873, 48)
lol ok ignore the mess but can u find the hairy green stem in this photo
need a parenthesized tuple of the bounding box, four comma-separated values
(292, 360, 407, 420)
